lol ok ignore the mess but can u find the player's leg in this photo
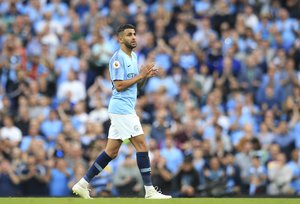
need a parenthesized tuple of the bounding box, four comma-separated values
(84, 138, 122, 182)
(72, 139, 122, 198)
(129, 134, 151, 185)
(129, 135, 171, 199)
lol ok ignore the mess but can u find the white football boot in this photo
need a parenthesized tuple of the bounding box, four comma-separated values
(145, 186, 172, 199)
(72, 178, 92, 199)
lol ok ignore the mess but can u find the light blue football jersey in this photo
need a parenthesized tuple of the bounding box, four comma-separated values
(108, 49, 139, 114)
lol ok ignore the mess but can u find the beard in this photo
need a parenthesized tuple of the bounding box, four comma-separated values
(124, 41, 137, 50)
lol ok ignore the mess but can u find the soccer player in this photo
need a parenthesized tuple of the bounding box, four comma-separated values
(72, 24, 172, 199)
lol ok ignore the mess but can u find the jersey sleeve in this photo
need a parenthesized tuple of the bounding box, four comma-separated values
(109, 56, 125, 81)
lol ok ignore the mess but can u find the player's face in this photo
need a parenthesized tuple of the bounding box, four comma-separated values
(120, 28, 137, 49)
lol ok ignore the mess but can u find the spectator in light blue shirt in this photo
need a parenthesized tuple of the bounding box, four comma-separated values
(256, 64, 282, 110)
(55, 46, 80, 85)
(193, 0, 210, 15)
(273, 121, 295, 156)
(22, 0, 43, 23)
(231, 123, 255, 147)
(228, 101, 257, 135)
(149, 0, 174, 14)
(42, 0, 69, 23)
(248, 156, 267, 195)
(292, 122, 300, 149)
(50, 158, 74, 197)
(160, 137, 183, 175)
(40, 110, 63, 148)
(287, 150, 300, 194)
(20, 121, 46, 152)
(178, 49, 198, 71)
(155, 53, 171, 72)
(145, 68, 179, 99)
(254, 13, 272, 40)
(275, 8, 299, 51)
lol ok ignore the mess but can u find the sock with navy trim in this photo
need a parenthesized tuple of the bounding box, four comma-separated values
(84, 151, 112, 182)
(136, 152, 152, 186)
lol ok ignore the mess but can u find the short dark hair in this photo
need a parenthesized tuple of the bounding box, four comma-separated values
(117, 24, 136, 35)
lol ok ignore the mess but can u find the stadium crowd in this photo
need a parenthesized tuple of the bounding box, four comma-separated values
(0, 0, 300, 197)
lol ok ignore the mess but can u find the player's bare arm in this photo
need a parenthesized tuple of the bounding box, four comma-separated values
(114, 63, 154, 92)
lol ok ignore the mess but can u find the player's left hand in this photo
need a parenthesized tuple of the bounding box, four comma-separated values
(140, 63, 154, 78)
(147, 68, 159, 78)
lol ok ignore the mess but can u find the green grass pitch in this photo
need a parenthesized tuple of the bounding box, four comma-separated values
(1, 198, 300, 204)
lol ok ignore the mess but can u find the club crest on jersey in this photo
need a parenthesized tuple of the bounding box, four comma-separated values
(113, 61, 120, 69)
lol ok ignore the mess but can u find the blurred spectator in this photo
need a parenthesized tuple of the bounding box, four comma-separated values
(244, 5, 259, 31)
(113, 153, 143, 197)
(150, 110, 170, 146)
(80, 121, 97, 147)
(256, 64, 283, 111)
(19, 153, 50, 196)
(222, 152, 241, 195)
(55, 46, 79, 85)
(193, 148, 205, 184)
(25, 49, 48, 81)
(88, 99, 109, 124)
(40, 110, 63, 148)
(257, 122, 275, 150)
(160, 137, 183, 175)
(248, 155, 267, 195)
(0, 37, 20, 94)
(49, 158, 73, 197)
(273, 121, 295, 157)
(279, 58, 298, 99)
(0, 115, 22, 147)
(20, 120, 46, 152)
(267, 153, 294, 195)
(193, 18, 216, 50)
(151, 149, 172, 194)
(0, 159, 21, 196)
(275, 8, 298, 51)
(15, 104, 30, 136)
(145, 68, 179, 99)
(210, 124, 232, 154)
(286, 149, 300, 195)
(70, 101, 88, 135)
(151, 39, 173, 73)
(202, 157, 226, 196)
(267, 143, 282, 164)
(0, 95, 13, 116)
(64, 141, 87, 170)
(198, 64, 213, 98)
(235, 139, 253, 192)
(173, 155, 199, 197)
(91, 32, 114, 72)
(57, 70, 86, 105)
(238, 54, 263, 93)
(77, 58, 95, 90)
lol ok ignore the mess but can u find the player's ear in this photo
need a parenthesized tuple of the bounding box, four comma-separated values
(117, 33, 123, 43)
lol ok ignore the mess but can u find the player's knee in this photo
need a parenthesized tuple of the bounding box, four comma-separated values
(105, 150, 118, 159)
(136, 141, 148, 152)
(110, 152, 118, 159)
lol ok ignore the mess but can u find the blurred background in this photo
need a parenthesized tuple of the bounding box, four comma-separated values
(0, 0, 300, 198)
